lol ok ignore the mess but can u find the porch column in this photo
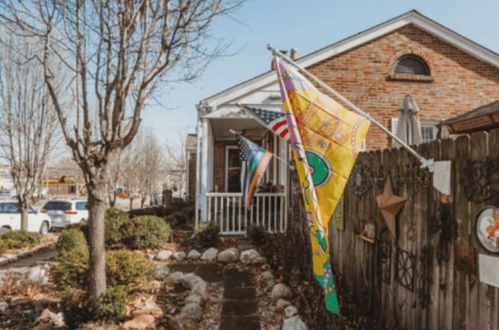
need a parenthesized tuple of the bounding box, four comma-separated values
(199, 117, 213, 223)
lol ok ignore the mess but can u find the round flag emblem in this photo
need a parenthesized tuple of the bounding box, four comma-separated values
(306, 150, 332, 186)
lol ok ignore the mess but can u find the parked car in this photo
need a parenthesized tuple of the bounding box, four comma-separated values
(0, 200, 51, 234)
(41, 199, 88, 230)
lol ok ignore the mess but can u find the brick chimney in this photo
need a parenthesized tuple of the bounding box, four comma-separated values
(290, 48, 298, 60)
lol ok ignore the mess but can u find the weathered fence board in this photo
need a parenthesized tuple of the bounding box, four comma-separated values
(328, 130, 499, 330)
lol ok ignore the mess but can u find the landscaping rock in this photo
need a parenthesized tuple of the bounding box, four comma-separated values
(165, 271, 184, 284)
(173, 251, 186, 261)
(271, 283, 293, 301)
(191, 281, 208, 300)
(276, 298, 292, 310)
(284, 305, 298, 318)
(187, 249, 201, 260)
(37, 308, 65, 328)
(10, 296, 29, 306)
(282, 315, 308, 330)
(123, 314, 156, 330)
(217, 247, 239, 263)
(180, 303, 203, 320)
(169, 315, 198, 330)
(251, 256, 267, 265)
(200, 247, 218, 261)
(156, 250, 173, 261)
(185, 293, 205, 306)
(133, 297, 163, 318)
(146, 254, 155, 260)
(181, 273, 204, 290)
(0, 301, 8, 312)
(240, 249, 261, 264)
(261, 270, 274, 281)
(155, 265, 170, 280)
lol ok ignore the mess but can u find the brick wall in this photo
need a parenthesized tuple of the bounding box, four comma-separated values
(307, 24, 499, 150)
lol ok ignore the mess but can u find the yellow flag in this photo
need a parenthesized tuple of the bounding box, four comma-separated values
(276, 58, 370, 313)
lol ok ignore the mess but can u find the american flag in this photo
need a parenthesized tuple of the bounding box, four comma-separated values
(238, 135, 272, 209)
(243, 106, 290, 141)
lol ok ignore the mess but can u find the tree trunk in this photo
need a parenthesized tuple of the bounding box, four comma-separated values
(109, 191, 116, 207)
(20, 207, 29, 231)
(129, 197, 134, 211)
(86, 178, 109, 306)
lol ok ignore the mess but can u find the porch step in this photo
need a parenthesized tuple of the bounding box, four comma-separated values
(219, 268, 261, 330)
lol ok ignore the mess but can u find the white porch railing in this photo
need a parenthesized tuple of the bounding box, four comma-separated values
(203, 192, 287, 235)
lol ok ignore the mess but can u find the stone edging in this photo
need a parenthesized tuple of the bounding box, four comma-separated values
(0, 242, 56, 267)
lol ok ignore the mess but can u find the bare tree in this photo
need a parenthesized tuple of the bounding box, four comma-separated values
(0, 0, 243, 304)
(119, 129, 165, 208)
(0, 34, 58, 231)
(165, 130, 188, 198)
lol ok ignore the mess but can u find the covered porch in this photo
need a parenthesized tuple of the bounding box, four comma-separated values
(195, 105, 289, 235)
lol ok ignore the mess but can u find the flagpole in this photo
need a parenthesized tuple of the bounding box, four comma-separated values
(267, 44, 434, 172)
(228, 129, 292, 168)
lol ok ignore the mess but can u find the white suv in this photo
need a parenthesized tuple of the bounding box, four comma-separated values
(42, 199, 88, 229)
(0, 200, 51, 234)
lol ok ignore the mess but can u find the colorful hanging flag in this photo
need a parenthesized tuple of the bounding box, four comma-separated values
(239, 135, 272, 209)
(275, 57, 370, 314)
(242, 105, 291, 141)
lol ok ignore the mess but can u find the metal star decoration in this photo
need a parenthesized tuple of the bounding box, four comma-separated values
(376, 176, 406, 239)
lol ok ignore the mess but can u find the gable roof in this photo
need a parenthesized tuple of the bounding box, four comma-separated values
(199, 10, 499, 110)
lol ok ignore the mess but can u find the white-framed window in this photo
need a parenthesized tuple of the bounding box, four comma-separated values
(391, 118, 438, 144)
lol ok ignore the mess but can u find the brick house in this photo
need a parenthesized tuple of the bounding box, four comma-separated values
(193, 10, 499, 234)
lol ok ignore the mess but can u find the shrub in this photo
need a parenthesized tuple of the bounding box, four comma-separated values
(95, 285, 129, 322)
(56, 228, 87, 253)
(191, 224, 220, 249)
(123, 215, 171, 249)
(246, 225, 267, 245)
(106, 250, 156, 290)
(165, 211, 188, 227)
(105, 207, 130, 245)
(60, 288, 93, 329)
(0, 238, 24, 252)
(0, 230, 42, 249)
(51, 248, 89, 290)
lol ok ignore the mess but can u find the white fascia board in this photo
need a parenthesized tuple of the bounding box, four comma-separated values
(409, 16, 499, 68)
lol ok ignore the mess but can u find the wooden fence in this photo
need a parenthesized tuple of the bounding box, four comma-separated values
(328, 129, 499, 329)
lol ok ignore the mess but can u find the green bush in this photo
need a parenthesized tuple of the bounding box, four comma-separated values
(60, 288, 93, 329)
(52, 248, 155, 292)
(165, 211, 188, 227)
(246, 225, 267, 245)
(106, 250, 156, 290)
(123, 215, 171, 249)
(56, 227, 87, 253)
(0, 238, 24, 252)
(51, 248, 89, 290)
(0, 230, 42, 250)
(95, 285, 129, 322)
(105, 207, 130, 245)
(192, 224, 220, 249)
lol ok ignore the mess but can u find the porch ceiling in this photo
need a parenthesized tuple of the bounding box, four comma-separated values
(210, 118, 267, 141)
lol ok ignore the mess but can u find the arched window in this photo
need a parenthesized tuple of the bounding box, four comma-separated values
(394, 55, 430, 76)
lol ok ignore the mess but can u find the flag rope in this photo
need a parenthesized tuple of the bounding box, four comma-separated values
(267, 44, 434, 172)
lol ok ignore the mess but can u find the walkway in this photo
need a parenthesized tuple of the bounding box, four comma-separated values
(220, 268, 260, 330)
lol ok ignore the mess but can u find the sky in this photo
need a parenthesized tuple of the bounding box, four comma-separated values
(142, 0, 499, 146)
